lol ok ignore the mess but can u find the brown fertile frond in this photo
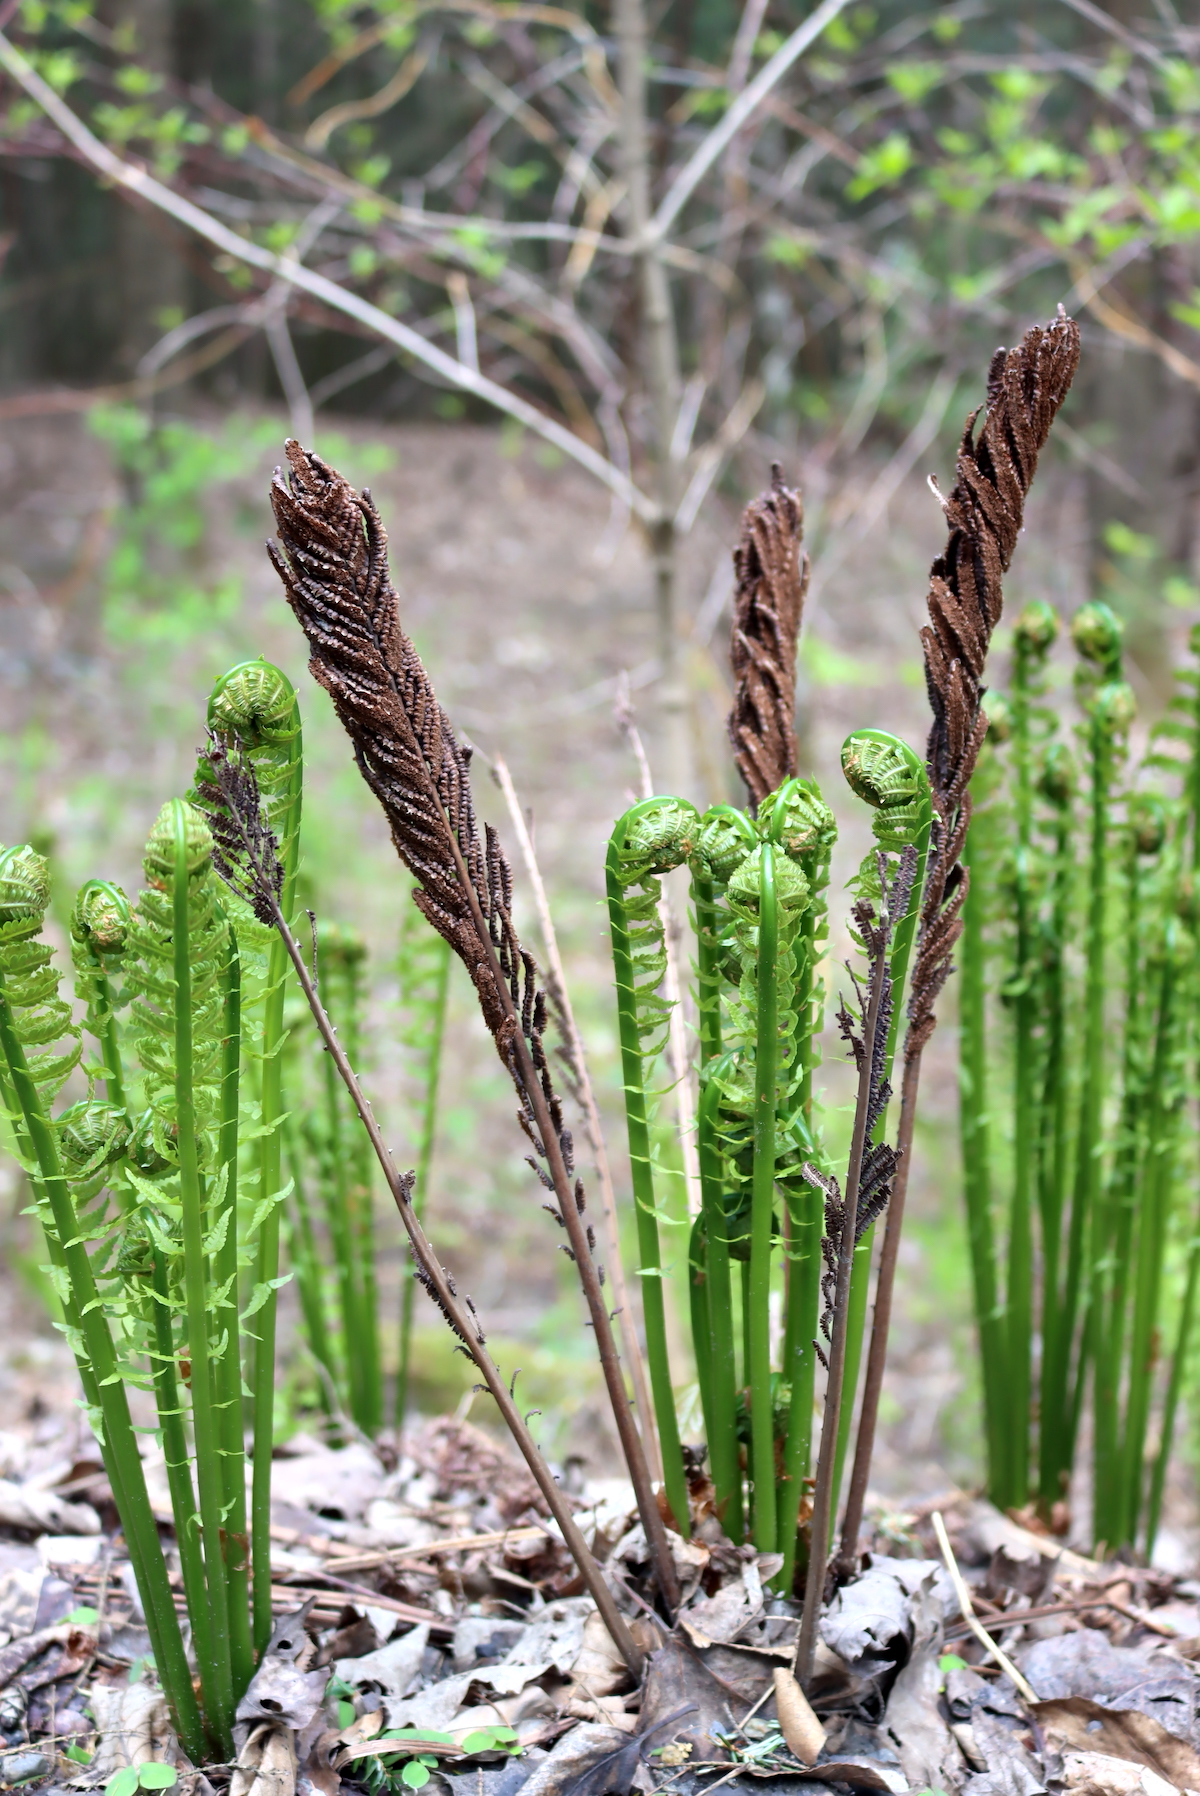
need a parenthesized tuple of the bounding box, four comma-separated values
(907, 310, 1080, 1060)
(266, 440, 568, 1187)
(728, 463, 808, 811)
(195, 736, 284, 927)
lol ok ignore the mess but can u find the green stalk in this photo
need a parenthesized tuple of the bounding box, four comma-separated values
(1121, 917, 1186, 1546)
(1091, 821, 1152, 1546)
(396, 934, 450, 1425)
(283, 1111, 338, 1413)
(1050, 675, 1131, 1493)
(169, 804, 235, 1751)
(777, 807, 833, 1588)
(320, 1041, 365, 1422)
(214, 932, 252, 1695)
(1036, 746, 1075, 1513)
(605, 800, 693, 1538)
(144, 1239, 218, 1713)
(336, 935, 381, 1433)
(1005, 628, 1043, 1508)
(0, 971, 206, 1761)
(1146, 1213, 1200, 1559)
(960, 809, 1008, 1503)
(747, 838, 779, 1553)
(206, 662, 305, 1655)
(696, 1069, 740, 1535)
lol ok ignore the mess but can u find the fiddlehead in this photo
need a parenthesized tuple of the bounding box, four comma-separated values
(0, 846, 80, 1109)
(127, 803, 229, 1165)
(71, 880, 132, 1107)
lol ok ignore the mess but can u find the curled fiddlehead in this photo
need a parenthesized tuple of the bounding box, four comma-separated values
(71, 880, 132, 1106)
(0, 847, 80, 1110)
(127, 803, 229, 1163)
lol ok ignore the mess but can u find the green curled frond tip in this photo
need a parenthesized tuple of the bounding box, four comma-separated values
(208, 658, 299, 746)
(143, 800, 214, 891)
(694, 805, 758, 882)
(760, 778, 837, 861)
(726, 844, 810, 915)
(1071, 601, 1124, 671)
(0, 844, 51, 933)
(72, 880, 132, 956)
(840, 731, 926, 810)
(1014, 599, 1058, 656)
(57, 1099, 131, 1173)
(617, 796, 700, 873)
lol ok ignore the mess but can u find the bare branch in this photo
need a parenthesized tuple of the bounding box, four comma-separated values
(0, 30, 653, 522)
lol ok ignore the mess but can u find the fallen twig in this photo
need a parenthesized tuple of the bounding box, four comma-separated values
(932, 1511, 1039, 1702)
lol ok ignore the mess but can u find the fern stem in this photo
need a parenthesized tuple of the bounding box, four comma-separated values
(959, 816, 1008, 1503)
(215, 934, 252, 1694)
(282, 1113, 338, 1416)
(696, 1069, 741, 1536)
(1036, 775, 1073, 1513)
(1121, 922, 1184, 1546)
(170, 805, 235, 1750)
(605, 821, 690, 1541)
(146, 1245, 218, 1711)
(1146, 1209, 1200, 1559)
(1091, 829, 1147, 1547)
(1006, 638, 1039, 1507)
(747, 842, 779, 1552)
(0, 976, 207, 1761)
(1050, 698, 1117, 1494)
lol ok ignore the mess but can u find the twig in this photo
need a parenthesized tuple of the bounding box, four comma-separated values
(490, 751, 662, 1481)
(0, 30, 654, 522)
(931, 1512, 1039, 1703)
(649, 0, 853, 240)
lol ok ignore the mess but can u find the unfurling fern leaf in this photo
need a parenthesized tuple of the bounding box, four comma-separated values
(0, 846, 80, 1111)
(127, 802, 229, 1164)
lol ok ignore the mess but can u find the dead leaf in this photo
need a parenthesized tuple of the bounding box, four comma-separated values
(0, 1623, 93, 1688)
(335, 1624, 430, 1702)
(86, 1679, 176, 1781)
(772, 1666, 825, 1765)
(0, 1479, 99, 1537)
(1032, 1695, 1200, 1785)
(1020, 1629, 1196, 1740)
(1057, 1748, 1179, 1795)
(517, 1721, 630, 1796)
(237, 1609, 328, 1735)
(231, 1722, 298, 1796)
(566, 1609, 630, 1700)
(637, 1635, 738, 1761)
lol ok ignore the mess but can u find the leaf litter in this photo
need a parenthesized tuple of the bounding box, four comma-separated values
(3, 1413, 1200, 1794)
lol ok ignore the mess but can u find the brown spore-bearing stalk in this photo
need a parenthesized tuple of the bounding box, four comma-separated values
(908, 309, 1081, 1053)
(838, 310, 1081, 1575)
(728, 463, 808, 811)
(266, 441, 681, 1614)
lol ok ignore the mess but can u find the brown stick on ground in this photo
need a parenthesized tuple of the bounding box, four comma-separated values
(838, 310, 1082, 1570)
(728, 465, 808, 811)
(266, 441, 681, 1616)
